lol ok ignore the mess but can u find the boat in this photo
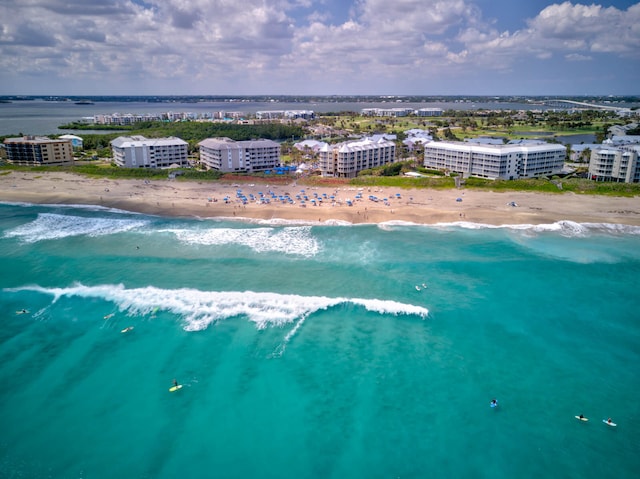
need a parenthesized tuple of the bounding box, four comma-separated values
(74, 100, 94, 105)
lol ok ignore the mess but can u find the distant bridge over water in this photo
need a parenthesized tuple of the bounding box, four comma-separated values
(540, 99, 632, 113)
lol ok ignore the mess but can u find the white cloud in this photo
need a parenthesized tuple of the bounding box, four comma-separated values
(565, 53, 592, 61)
(0, 0, 637, 94)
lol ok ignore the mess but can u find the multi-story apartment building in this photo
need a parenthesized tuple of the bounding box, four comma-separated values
(198, 137, 281, 173)
(110, 136, 189, 168)
(255, 110, 315, 120)
(361, 108, 443, 117)
(423, 141, 566, 180)
(415, 108, 444, 117)
(318, 138, 396, 178)
(3, 136, 74, 166)
(588, 145, 640, 183)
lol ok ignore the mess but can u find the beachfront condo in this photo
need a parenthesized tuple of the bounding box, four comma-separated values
(3, 136, 74, 166)
(110, 136, 189, 169)
(318, 138, 396, 178)
(198, 137, 281, 173)
(588, 145, 640, 183)
(422, 141, 566, 180)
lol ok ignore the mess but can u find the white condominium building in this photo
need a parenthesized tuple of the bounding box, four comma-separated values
(198, 137, 281, 173)
(318, 138, 396, 178)
(110, 136, 189, 168)
(423, 141, 566, 180)
(416, 108, 444, 117)
(589, 145, 640, 183)
(361, 108, 443, 117)
(255, 110, 315, 120)
(3, 136, 74, 166)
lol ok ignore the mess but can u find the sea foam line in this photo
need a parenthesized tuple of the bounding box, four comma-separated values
(5, 284, 429, 332)
(160, 225, 321, 256)
(0, 201, 142, 216)
(379, 220, 640, 237)
(4, 212, 149, 243)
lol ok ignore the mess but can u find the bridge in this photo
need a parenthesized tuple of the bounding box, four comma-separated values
(540, 99, 632, 113)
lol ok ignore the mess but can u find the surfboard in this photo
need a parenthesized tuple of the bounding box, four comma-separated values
(575, 416, 588, 421)
(603, 419, 617, 427)
(121, 326, 134, 333)
(169, 385, 183, 392)
(490, 402, 498, 408)
(104, 313, 114, 320)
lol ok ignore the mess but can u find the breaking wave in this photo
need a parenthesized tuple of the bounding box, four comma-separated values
(5, 283, 429, 333)
(160, 225, 320, 257)
(379, 220, 640, 237)
(3, 213, 149, 243)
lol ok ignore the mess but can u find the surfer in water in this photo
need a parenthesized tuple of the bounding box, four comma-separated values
(173, 379, 179, 388)
(579, 414, 585, 420)
(491, 399, 498, 407)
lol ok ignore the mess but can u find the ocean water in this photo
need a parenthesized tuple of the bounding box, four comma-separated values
(1, 202, 639, 479)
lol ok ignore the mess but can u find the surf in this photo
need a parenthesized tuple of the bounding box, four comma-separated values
(5, 283, 430, 332)
(3, 212, 149, 243)
(160, 224, 321, 257)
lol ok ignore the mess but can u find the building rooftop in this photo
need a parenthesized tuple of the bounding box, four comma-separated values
(111, 136, 188, 148)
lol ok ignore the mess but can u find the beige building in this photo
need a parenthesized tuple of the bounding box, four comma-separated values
(3, 136, 74, 166)
(589, 145, 640, 183)
(318, 138, 396, 178)
(110, 136, 189, 168)
(198, 138, 281, 173)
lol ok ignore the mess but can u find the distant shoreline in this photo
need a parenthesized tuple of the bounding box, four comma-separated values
(1, 171, 639, 227)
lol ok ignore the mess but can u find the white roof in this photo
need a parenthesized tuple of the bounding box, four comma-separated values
(425, 140, 566, 154)
(198, 137, 279, 149)
(111, 136, 187, 148)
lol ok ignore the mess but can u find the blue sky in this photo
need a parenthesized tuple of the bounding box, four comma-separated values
(0, 0, 638, 96)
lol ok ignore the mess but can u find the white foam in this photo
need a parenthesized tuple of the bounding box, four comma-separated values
(0, 201, 142, 215)
(160, 225, 321, 257)
(3, 213, 149, 243)
(407, 221, 640, 237)
(215, 216, 354, 227)
(5, 284, 429, 333)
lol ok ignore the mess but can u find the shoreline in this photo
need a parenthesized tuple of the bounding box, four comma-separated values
(1, 171, 640, 226)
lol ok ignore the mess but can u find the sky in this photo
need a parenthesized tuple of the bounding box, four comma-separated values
(0, 0, 638, 96)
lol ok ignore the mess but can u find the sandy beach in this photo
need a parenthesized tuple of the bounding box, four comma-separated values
(1, 170, 639, 226)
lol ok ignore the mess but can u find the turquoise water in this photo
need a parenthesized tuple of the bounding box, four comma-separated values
(1, 202, 639, 478)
